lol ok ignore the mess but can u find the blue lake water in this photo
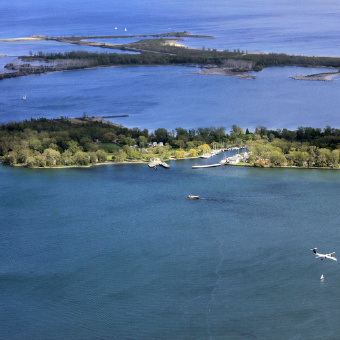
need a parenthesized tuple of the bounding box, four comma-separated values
(2, 0, 340, 338)
(2, 157, 340, 339)
(1, 65, 339, 131)
(0, 40, 138, 59)
(2, 0, 340, 56)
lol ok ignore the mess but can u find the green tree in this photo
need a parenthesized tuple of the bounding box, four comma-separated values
(317, 148, 331, 167)
(112, 150, 127, 162)
(330, 149, 340, 167)
(61, 150, 73, 165)
(49, 143, 59, 150)
(271, 138, 291, 154)
(68, 140, 80, 155)
(175, 127, 189, 142)
(138, 135, 148, 148)
(197, 144, 211, 154)
(96, 150, 107, 162)
(154, 128, 168, 143)
(188, 149, 198, 157)
(307, 146, 318, 166)
(268, 150, 286, 166)
(34, 154, 46, 167)
(231, 125, 244, 135)
(4, 152, 18, 165)
(17, 148, 33, 164)
(103, 132, 117, 143)
(287, 151, 308, 166)
(88, 152, 98, 164)
(43, 148, 61, 166)
(173, 139, 186, 149)
(255, 126, 268, 137)
(73, 151, 90, 166)
(175, 150, 186, 158)
(29, 137, 43, 151)
(26, 156, 36, 168)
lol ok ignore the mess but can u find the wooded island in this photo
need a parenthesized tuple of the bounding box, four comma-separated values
(1, 118, 340, 169)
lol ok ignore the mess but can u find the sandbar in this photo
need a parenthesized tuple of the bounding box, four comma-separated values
(291, 72, 340, 81)
(197, 67, 257, 79)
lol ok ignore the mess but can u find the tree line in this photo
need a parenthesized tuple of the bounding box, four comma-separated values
(238, 125, 340, 168)
(1, 118, 340, 168)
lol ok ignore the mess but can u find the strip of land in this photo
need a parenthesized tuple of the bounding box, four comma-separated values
(1, 32, 340, 81)
(197, 67, 257, 79)
(291, 72, 340, 81)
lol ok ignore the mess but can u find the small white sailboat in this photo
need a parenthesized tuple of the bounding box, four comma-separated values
(115, 27, 117, 30)
(320, 274, 325, 280)
(124, 28, 127, 31)
(22, 94, 26, 100)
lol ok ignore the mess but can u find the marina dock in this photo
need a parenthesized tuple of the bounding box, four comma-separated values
(192, 164, 221, 169)
(148, 158, 170, 169)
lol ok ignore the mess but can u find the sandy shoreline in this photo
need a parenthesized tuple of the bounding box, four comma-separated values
(6, 158, 340, 171)
(197, 67, 257, 79)
(291, 72, 340, 81)
(225, 163, 340, 170)
(163, 39, 195, 49)
(3, 154, 206, 169)
(0, 37, 44, 42)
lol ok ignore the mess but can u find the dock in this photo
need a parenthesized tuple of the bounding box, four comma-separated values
(98, 115, 129, 118)
(192, 164, 221, 169)
(148, 158, 170, 169)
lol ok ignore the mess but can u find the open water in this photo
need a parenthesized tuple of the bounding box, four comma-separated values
(2, 156, 340, 339)
(1, 0, 340, 339)
(1, 65, 340, 131)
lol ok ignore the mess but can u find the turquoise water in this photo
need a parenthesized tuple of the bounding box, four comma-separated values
(1, 156, 340, 339)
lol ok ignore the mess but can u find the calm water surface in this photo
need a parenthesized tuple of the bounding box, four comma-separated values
(1, 65, 339, 131)
(1, 157, 340, 339)
(2, 0, 340, 56)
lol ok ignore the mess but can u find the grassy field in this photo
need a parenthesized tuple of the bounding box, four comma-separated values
(98, 142, 121, 153)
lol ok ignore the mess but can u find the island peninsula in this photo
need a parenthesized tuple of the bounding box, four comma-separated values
(1, 118, 340, 170)
(1, 32, 340, 81)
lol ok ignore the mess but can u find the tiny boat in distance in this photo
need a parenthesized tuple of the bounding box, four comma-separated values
(187, 195, 199, 199)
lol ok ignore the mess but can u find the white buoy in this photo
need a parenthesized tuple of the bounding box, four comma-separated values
(320, 274, 324, 280)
